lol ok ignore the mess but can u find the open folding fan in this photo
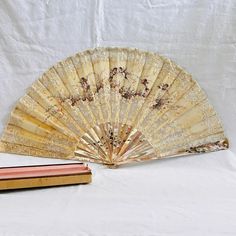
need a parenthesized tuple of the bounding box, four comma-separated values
(0, 47, 228, 167)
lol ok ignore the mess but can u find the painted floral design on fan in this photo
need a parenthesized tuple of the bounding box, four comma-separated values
(80, 77, 94, 102)
(118, 77, 151, 100)
(119, 86, 151, 100)
(119, 86, 136, 99)
(152, 98, 170, 110)
(69, 96, 81, 106)
(58, 95, 81, 107)
(158, 83, 169, 91)
(109, 67, 129, 88)
(96, 80, 104, 93)
(58, 75, 96, 105)
(80, 77, 90, 91)
(149, 83, 171, 109)
(141, 78, 149, 92)
(135, 78, 150, 98)
(110, 67, 128, 80)
(186, 140, 229, 153)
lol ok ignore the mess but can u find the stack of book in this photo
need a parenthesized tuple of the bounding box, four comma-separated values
(0, 163, 91, 191)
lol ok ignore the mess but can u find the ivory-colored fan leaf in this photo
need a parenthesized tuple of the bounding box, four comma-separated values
(0, 47, 229, 167)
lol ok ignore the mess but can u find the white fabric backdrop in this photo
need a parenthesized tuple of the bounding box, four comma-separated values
(0, 0, 236, 235)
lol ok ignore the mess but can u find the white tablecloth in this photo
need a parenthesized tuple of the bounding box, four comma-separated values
(0, 0, 236, 235)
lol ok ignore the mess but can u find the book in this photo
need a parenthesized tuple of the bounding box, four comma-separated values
(0, 163, 91, 190)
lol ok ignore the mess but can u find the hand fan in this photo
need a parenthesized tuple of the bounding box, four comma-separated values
(0, 47, 228, 167)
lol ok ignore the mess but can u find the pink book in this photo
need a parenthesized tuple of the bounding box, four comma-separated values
(0, 163, 92, 190)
